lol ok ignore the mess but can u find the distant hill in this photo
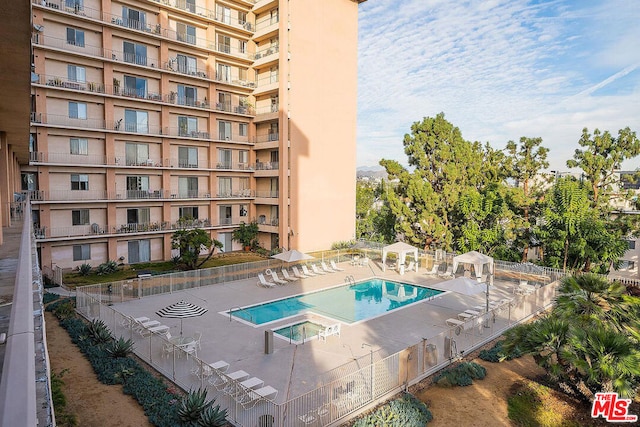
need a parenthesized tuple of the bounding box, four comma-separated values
(356, 166, 387, 180)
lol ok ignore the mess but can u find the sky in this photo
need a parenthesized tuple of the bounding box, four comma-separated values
(356, 0, 640, 172)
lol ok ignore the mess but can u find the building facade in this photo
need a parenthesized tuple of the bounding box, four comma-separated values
(29, 0, 363, 270)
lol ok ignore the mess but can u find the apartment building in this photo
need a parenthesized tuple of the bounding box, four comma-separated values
(28, 0, 363, 271)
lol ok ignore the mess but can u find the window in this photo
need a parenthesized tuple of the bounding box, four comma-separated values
(127, 207, 150, 224)
(177, 84, 197, 106)
(72, 209, 90, 225)
(217, 34, 230, 53)
(238, 40, 246, 54)
(66, 0, 84, 11)
(67, 65, 86, 82)
(269, 122, 279, 141)
(271, 8, 279, 24)
(239, 150, 248, 166)
(217, 92, 231, 111)
(124, 109, 148, 133)
(178, 116, 198, 136)
(123, 75, 147, 98)
(238, 177, 249, 192)
(70, 138, 88, 155)
(179, 0, 195, 13)
(238, 11, 247, 25)
(218, 177, 232, 197)
(178, 177, 198, 197)
(123, 41, 147, 65)
(71, 174, 89, 190)
(178, 146, 198, 168)
(239, 123, 248, 137)
(270, 66, 278, 83)
(179, 206, 199, 219)
(628, 240, 636, 250)
(122, 6, 146, 31)
(219, 205, 232, 225)
(128, 239, 150, 263)
(238, 68, 248, 82)
(66, 27, 85, 47)
(73, 244, 91, 261)
(239, 204, 247, 217)
(176, 22, 196, 45)
(218, 121, 231, 140)
(69, 102, 87, 119)
(125, 142, 149, 165)
(217, 149, 231, 168)
(30, 133, 37, 153)
(176, 54, 197, 74)
(126, 175, 150, 198)
(216, 5, 231, 24)
(216, 63, 231, 82)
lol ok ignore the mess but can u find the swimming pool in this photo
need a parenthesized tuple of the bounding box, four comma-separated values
(229, 278, 443, 325)
(273, 321, 325, 343)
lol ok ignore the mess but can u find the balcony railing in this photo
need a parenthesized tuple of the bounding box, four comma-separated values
(34, 219, 221, 239)
(31, 112, 166, 136)
(255, 16, 279, 32)
(254, 104, 279, 115)
(253, 44, 279, 61)
(215, 103, 255, 115)
(254, 161, 279, 170)
(256, 216, 279, 226)
(215, 162, 254, 171)
(23, 189, 226, 202)
(30, 153, 229, 169)
(254, 133, 279, 143)
(214, 72, 256, 88)
(216, 189, 254, 198)
(255, 190, 279, 198)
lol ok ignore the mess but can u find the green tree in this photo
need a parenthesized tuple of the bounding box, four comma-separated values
(505, 137, 549, 261)
(172, 229, 223, 270)
(566, 127, 640, 209)
(231, 221, 259, 250)
(356, 180, 395, 243)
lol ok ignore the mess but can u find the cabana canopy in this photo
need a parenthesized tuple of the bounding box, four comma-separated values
(452, 250, 493, 279)
(381, 242, 418, 272)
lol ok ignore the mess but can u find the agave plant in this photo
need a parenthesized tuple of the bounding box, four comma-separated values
(197, 403, 228, 427)
(86, 319, 112, 344)
(178, 388, 210, 426)
(105, 337, 134, 358)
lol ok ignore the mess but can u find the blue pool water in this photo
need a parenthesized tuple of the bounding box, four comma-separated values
(230, 278, 443, 325)
(273, 321, 325, 342)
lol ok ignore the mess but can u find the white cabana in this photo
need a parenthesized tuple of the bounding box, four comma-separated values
(452, 250, 494, 279)
(381, 242, 419, 272)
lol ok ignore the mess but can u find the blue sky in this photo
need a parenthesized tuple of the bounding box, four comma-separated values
(356, 0, 640, 172)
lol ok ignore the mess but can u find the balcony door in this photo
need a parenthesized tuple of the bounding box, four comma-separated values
(128, 239, 150, 263)
(219, 206, 232, 225)
(126, 176, 149, 198)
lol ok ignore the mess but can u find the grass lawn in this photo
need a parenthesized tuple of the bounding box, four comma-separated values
(62, 252, 267, 288)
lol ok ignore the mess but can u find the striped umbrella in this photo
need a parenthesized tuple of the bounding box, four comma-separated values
(156, 300, 208, 335)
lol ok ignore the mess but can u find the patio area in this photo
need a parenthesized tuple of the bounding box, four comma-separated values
(77, 254, 558, 426)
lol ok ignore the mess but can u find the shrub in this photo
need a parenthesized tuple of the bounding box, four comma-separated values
(331, 240, 356, 250)
(479, 340, 523, 363)
(433, 362, 487, 387)
(43, 292, 61, 305)
(96, 260, 118, 275)
(46, 297, 76, 320)
(78, 263, 92, 276)
(353, 392, 432, 427)
(105, 337, 135, 358)
(179, 388, 210, 425)
(50, 369, 78, 427)
(198, 404, 228, 427)
(86, 319, 112, 345)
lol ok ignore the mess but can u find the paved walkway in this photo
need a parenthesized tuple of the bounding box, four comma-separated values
(0, 220, 23, 304)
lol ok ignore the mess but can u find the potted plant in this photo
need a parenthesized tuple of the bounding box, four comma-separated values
(232, 221, 259, 251)
(113, 77, 120, 95)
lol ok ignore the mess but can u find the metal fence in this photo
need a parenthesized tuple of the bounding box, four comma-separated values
(75, 249, 562, 426)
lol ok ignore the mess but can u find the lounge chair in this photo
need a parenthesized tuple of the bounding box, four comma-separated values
(438, 265, 454, 278)
(280, 269, 298, 282)
(330, 260, 345, 271)
(228, 377, 264, 398)
(257, 273, 277, 288)
(292, 266, 308, 279)
(266, 269, 287, 285)
(406, 261, 417, 272)
(318, 323, 341, 341)
(311, 264, 327, 275)
(321, 261, 336, 273)
(425, 263, 440, 276)
(240, 385, 278, 408)
(301, 265, 317, 277)
(211, 370, 249, 391)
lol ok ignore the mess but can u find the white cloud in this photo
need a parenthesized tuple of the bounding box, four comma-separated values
(357, 0, 640, 172)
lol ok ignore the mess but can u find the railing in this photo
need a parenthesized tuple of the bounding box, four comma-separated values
(255, 190, 279, 198)
(254, 104, 279, 115)
(255, 161, 279, 170)
(31, 112, 166, 136)
(214, 72, 256, 88)
(216, 189, 255, 198)
(0, 203, 54, 426)
(75, 253, 561, 426)
(254, 133, 279, 143)
(214, 162, 254, 171)
(255, 74, 279, 88)
(254, 16, 279, 32)
(214, 103, 255, 115)
(253, 44, 279, 61)
(23, 189, 231, 202)
(256, 216, 279, 226)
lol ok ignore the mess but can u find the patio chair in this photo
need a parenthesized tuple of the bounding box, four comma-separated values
(193, 331, 202, 350)
(438, 265, 454, 278)
(179, 341, 198, 359)
(290, 266, 305, 278)
(425, 263, 440, 276)
(257, 273, 276, 288)
(360, 256, 370, 266)
(321, 261, 336, 273)
(280, 268, 298, 282)
(265, 269, 287, 285)
(406, 261, 417, 272)
(301, 265, 317, 277)
(330, 260, 345, 271)
(311, 264, 327, 275)
(318, 323, 341, 341)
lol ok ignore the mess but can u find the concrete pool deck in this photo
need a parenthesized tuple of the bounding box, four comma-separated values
(107, 259, 521, 403)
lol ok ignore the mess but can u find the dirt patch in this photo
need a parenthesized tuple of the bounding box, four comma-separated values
(45, 311, 152, 427)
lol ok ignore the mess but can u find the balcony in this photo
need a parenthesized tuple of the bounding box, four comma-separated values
(215, 162, 254, 171)
(254, 161, 279, 173)
(215, 189, 254, 199)
(253, 44, 279, 64)
(31, 112, 168, 136)
(254, 133, 279, 144)
(24, 189, 218, 202)
(215, 103, 255, 116)
(214, 72, 256, 89)
(256, 215, 279, 232)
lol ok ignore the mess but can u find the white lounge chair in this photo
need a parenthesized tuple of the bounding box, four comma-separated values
(311, 264, 327, 275)
(318, 323, 341, 341)
(425, 263, 440, 276)
(266, 269, 287, 285)
(406, 261, 417, 272)
(330, 260, 345, 271)
(280, 269, 298, 282)
(292, 266, 308, 279)
(321, 261, 336, 273)
(257, 273, 276, 288)
(240, 385, 278, 407)
(439, 265, 454, 278)
(301, 265, 317, 277)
